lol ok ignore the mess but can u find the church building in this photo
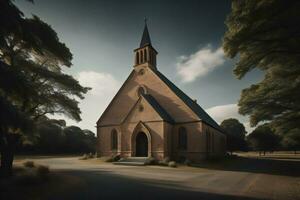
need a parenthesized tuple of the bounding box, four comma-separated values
(96, 23, 226, 162)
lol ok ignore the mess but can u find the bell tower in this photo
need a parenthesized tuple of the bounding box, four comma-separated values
(133, 19, 158, 70)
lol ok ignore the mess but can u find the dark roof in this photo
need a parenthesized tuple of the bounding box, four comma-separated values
(151, 69, 223, 132)
(140, 23, 152, 47)
(142, 94, 175, 124)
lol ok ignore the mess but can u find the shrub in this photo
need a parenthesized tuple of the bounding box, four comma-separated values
(88, 152, 94, 159)
(79, 154, 88, 160)
(168, 161, 177, 168)
(23, 161, 35, 168)
(163, 157, 170, 163)
(184, 159, 192, 166)
(112, 154, 121, 162)
(158, 157, 170, 166)
(145, 157, 156, 165)
(105, 157, 113, 162)
(37, 165, 50, 179)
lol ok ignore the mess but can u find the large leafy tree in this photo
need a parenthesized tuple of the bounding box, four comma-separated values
(223, 0, 300, 135)
(220, 118, 247, 154)
(0, 0, 89, 177)
(281, 130, 300, 154)
(247, 124, 280, 155)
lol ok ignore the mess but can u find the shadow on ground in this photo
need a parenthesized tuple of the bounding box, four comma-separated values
(192, 156, 300, 177)
(45, 169, 267, 200)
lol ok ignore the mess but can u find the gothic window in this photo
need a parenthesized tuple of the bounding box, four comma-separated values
(111, 129, 118, 150)
(178, 127, 187, 150)
(136, 52, 140, 65)
(144, 49, 147, 62)
(206, 130, 211, 152)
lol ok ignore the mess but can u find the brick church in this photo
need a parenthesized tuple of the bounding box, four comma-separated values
(96, 23, 226, 162)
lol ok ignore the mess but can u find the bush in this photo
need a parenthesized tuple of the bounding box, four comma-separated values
(168, 161, 177, 168)
(88, 152, 94, 159)
(145, 157, 156, 165)
(23, 161, 35, 168)
(158, 157, 170, 166)
(98, 155, 121, 162)
(112, 154, 121, 162)
(105, 157, 114, 162)
(79, 154, 88, 160)
(184, 159, 192, 166)
(37, 165, 50, 179)
(163, 157, 170, 163)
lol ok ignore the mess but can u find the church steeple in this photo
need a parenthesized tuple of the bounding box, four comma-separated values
(134, 19, 158, 70)
(140, 21, 152, 47)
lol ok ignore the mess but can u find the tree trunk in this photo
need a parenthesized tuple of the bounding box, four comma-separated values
(0, 134, 19, 178)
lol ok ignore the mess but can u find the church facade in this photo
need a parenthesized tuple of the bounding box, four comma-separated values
(96, 24, 226, 162)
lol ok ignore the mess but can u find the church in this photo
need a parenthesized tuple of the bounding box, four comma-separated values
(96, 23, 226, 162)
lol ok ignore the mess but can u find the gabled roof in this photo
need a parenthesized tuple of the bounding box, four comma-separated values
(122, 94, 174, 124)
(150, 68, 223, 132)
(140, 23, 152, 47)
(142, 94, 175, 124)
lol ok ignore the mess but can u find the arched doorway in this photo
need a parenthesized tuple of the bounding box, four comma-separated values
(136, 132, 148, 157)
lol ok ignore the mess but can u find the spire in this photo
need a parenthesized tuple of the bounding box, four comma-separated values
(140, 18, 152, 47)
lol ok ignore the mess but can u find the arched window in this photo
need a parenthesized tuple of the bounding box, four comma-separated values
(136, 52, 140, 65)
(111, 129, 118, 150)
(178, 127, 187, 150)
(140, 50, 144, 63)
(144, 49, 147, 62)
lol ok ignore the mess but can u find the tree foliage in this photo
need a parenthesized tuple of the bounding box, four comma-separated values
(247, 124, 280, 154)
(223, 0, 300, 135)
(220, 118, 247, 153)
(0, 0, 90, 177)
(20, 119, 96, 154)
(281, 130, 300, 153)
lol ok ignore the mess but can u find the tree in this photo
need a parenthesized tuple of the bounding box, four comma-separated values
(247, 124, 280, 155)
(223, 0, 300, 136)
(220, 118, 247, 154)
(0, 0, 89, 177)
(281, 130, 300, 154)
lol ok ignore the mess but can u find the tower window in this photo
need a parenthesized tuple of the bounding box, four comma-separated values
(144, 49, 147, 62)
(137, 86, 146, 96)
(111, 129, 118, 150)
(136, 52, 140, 65)
(178, 127, 187, 150)
(140, 50, 144, 63)
(138, 69, 145, 75)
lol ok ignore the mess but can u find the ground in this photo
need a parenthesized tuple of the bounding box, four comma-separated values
(3, 152, 300, 200)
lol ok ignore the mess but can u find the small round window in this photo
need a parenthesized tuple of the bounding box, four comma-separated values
(137, 86, 146, 96)
(139, 105, 144, 112)
(138, 69, 145, 75)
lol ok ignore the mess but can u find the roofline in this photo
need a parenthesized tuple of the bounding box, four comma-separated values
(96, 70, 135, 125)
(148, 67, 223, 132)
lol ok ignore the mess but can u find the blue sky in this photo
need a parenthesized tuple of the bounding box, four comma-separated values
(16, 0, 263, 132)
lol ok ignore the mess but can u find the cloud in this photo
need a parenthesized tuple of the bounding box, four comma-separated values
(77, 71, 119, 97)
(177, 45, 225, 82)
(52, 71, 120, 133)
(205, 103, 255, 133)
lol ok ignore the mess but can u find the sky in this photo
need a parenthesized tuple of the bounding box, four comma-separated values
(15, 0, 263, 133)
